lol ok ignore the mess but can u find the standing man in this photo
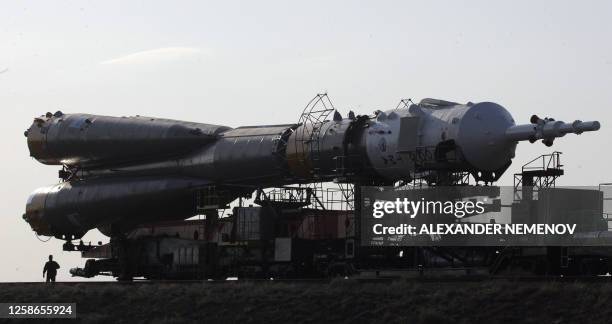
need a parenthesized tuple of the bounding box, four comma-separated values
(43, 255, 60, 282)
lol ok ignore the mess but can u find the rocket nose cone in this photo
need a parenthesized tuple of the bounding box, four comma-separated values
(457, 102, 517, 171)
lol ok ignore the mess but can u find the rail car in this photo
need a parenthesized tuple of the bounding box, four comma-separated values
(69, 158, 612, 280)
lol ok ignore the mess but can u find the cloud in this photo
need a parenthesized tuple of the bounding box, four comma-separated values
(100, 47, 209, 65)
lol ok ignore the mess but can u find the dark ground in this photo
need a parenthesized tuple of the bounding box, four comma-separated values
(1, 279, 611, 323)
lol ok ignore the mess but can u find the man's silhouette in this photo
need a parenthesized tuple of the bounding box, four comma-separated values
(43, 255, 60, 282)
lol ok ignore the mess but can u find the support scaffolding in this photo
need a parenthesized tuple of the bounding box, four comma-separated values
(513, 152, 563, 200)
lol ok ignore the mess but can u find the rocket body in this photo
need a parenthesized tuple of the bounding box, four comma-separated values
(23, 99, 600, 238)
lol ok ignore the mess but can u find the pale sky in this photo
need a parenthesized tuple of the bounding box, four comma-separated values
(1, 0, 611, 282)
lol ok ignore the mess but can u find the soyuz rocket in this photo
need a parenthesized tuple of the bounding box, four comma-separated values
(22, 97, 600, 240)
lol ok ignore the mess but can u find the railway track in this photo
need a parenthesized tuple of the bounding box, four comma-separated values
(3, 274, 612, 285)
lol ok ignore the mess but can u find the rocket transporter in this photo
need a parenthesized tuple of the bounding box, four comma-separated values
(23, 96, 600, 242)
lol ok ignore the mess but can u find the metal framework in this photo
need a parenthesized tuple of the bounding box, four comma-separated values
(395, 98, 414, 110)
(513, 151, 564, 200)
(294, 93, 336, 177)
(256, 183, 354, 212)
